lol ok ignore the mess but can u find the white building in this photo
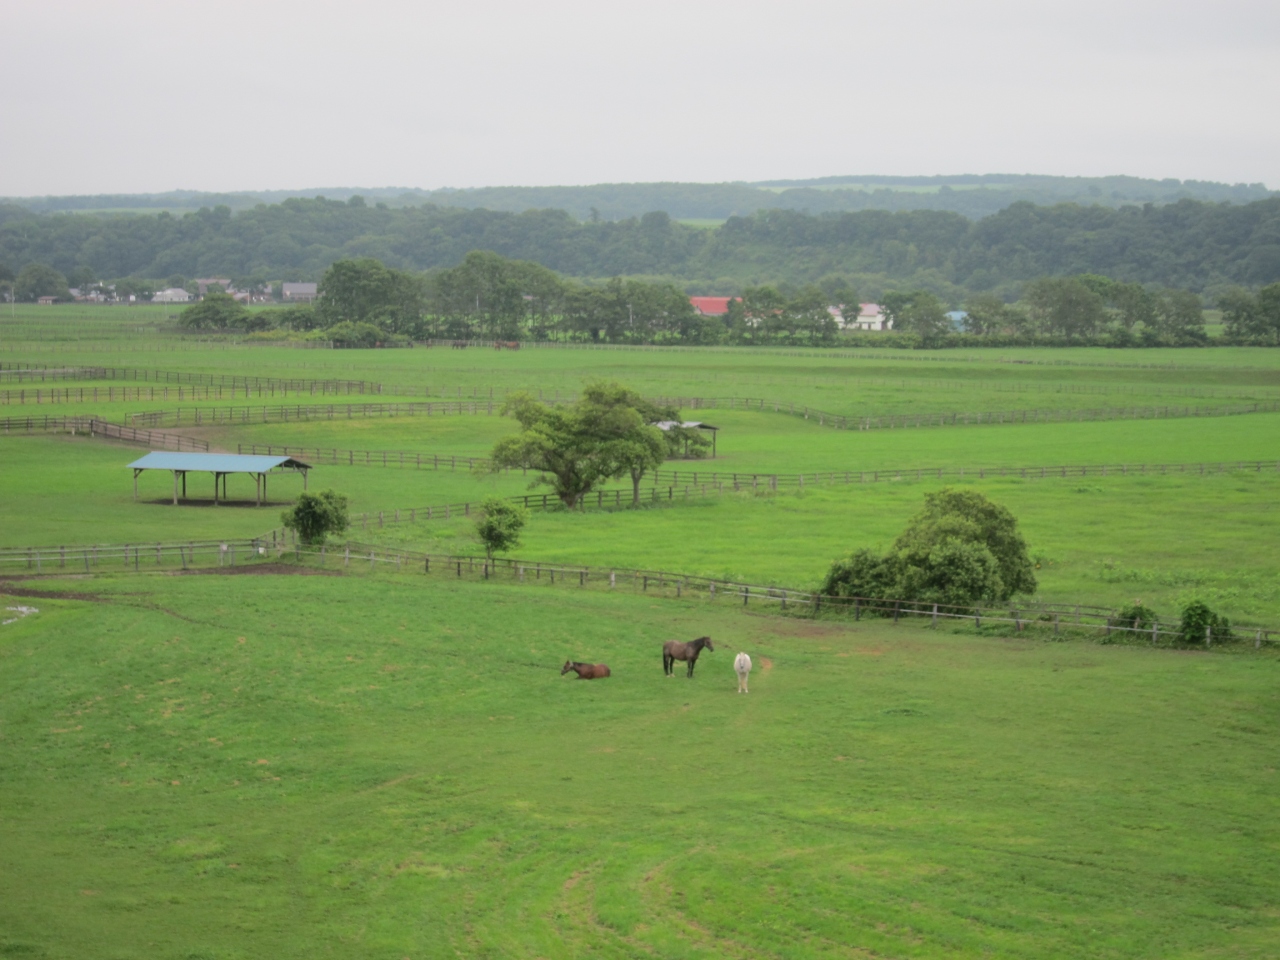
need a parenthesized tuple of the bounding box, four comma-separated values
(836, 303, 888, 331)
(152, 288, 193, 303)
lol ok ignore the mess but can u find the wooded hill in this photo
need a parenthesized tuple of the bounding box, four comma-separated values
(5, 174, 1272, 220)
(2, 195, 1278, 298)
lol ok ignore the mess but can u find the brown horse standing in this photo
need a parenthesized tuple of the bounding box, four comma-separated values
(561, 660, 611, 679)
(663, 636, 714, 678)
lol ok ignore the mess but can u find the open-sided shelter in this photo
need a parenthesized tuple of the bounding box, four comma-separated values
(127, 452, 312, 505)
(655, 420, 718, 458)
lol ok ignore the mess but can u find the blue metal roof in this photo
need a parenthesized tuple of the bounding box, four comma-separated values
(127, 452, 311, 472)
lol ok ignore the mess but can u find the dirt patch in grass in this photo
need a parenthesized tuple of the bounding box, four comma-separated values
(174, 563, 344, 577)
(0, 583, 112, 602)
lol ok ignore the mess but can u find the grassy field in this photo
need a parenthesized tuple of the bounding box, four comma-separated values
(1, 572, 1278, 959)
(4, 326, 1280, 957)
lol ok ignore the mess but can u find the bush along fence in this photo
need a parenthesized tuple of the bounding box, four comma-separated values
(273, 539, 1280, 649)
(0, 415, 209, 451)
(120, 395, 1280, 431)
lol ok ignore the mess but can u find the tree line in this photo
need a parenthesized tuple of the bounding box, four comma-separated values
(176, 253, 1280, 347)
(2, 194, 1279, 299)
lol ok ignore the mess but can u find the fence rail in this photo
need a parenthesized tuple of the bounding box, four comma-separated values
(0, 415, 209, 450)
(273, 540, 1280, 647)
(323, 459, 1280, 539)
(0, 538, 266, 572)
(0, 365, 374, 393)
(3, 534, 1273, 645)
(120, 395, 1280, 431)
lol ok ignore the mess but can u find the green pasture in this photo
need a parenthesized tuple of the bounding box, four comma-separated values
(1, 573, 1278, 959)
(0, 435, 530, 547)
(4, 410, 1280, 623)
(359, 469, 1280, 626)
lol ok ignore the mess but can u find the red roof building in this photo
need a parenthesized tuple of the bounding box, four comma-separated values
(689, 296, 739, 316)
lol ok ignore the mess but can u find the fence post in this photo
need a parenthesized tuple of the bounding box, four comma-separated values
(932, 603, 938, 627)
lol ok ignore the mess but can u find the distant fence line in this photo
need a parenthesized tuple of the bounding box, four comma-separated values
(8, 362, 1272, 404)
(117, 396, 1280, 431)
(0, 380, 378, 405)
(341, 459, 1280, 533)
(5, 413, 1276, 488)
(3, 534, 1272, 647)
(0, 364, 375, 394)
(0, 415, 208, 451)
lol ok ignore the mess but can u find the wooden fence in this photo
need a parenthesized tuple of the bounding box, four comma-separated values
(316, 459, 1280, 538)
(0, 538, 267, 573)
(3, 534, 1273, 646)
(0, 415, 209, 450)
(250, 539, 1280, 647)
(0, 365, 374, 393)
(121, 395, 1280, 431)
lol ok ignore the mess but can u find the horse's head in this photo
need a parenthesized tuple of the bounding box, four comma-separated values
(697, 636, 714, 651)
(560, 661, 575, 675)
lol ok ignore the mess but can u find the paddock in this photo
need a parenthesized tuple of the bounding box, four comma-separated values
(126, 451, 312, 506)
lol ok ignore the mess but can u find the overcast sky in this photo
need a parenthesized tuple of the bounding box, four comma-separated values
(3, 0, 1278, 196)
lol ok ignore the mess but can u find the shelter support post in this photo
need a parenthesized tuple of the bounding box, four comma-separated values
(303, 468, 308, 490)
(181, 472, 186, 498)
(133, 468, 140, 500)
(213, 472, 219, 506)
(172, 470, 178, 505)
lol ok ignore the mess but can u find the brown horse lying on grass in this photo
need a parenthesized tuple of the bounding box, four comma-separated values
(663, 636, 714, 678)
(561, 661, 611, 679)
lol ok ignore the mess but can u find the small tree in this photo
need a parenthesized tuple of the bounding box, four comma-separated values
(475, 497, 528, 559)
(280, 490, 349, 545)
(180, 293, 247, 330)
(1179, 600, 1232, 646)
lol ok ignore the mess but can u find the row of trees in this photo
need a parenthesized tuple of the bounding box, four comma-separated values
(182, 254, 1263, 347)
(3, 193, 1279, 294)
(885, 274, 1235, 344)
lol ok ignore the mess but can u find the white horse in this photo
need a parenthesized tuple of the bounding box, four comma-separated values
(734, 652, 752, 693)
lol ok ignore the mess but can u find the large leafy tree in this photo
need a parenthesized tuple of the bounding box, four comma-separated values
(490, 382, 702, 507)
(317, 258, 425, 334)
(821, 488, 1036, 608)
(579, 381, 671, 504)
(15, 263, 70, 302)
(1024, 276, 1107, 338)
(433, 250, 564, 340)
(881, 290, 950, 341)
(490, 393, 630, 508)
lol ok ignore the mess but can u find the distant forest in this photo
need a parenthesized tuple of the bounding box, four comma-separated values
(1, 194, 1278, 301)
(5, 174, 1273, 221)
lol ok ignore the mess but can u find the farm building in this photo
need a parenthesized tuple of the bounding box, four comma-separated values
(152, 288, 193, 303)
(282, 282, 319, 302)
(127, 452, 312, 505)
(689, 296, 739, 316)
